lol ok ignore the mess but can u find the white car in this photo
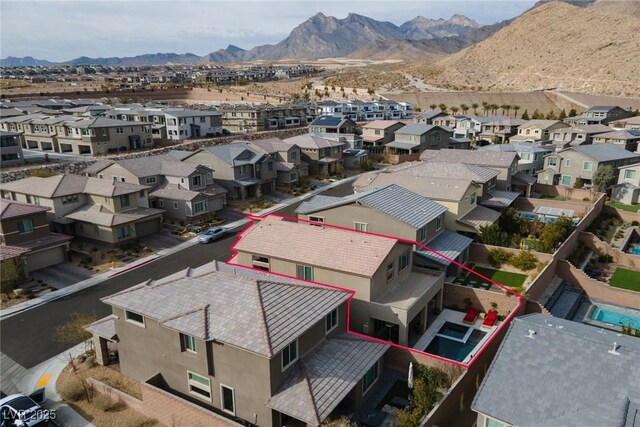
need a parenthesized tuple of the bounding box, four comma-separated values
(0, 394, 52, 427)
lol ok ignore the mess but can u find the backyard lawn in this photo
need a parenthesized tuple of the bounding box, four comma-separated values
(606, 202, 640, 213)
(463, 267, 528, 289)
(609, 267, 640, 292)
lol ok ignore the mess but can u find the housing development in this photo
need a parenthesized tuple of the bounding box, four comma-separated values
(1, 2, 640, 427)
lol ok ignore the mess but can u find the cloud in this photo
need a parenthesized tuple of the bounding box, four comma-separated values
(0, 0, 537, 61)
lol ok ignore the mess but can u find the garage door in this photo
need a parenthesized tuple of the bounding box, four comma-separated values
(135, 219, 160, 237)
(25, 246, 65, 273)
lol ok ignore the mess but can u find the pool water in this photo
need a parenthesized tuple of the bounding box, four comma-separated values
(436, 322, 469, 341)
(631, 244, 640, 256)
(425, 329, 486, 362)
(591, 307, 640, 328)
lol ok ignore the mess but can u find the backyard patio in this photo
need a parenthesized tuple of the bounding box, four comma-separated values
(450, 265, 528, 291)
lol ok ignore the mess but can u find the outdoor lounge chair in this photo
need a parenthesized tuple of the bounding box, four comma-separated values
(482, 310, 498, 328)
(462, 307, 479, 324)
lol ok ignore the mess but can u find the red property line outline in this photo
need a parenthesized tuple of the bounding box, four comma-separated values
(226, 213, 524, 369)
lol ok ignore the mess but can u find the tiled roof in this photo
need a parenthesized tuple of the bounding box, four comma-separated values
(480, 190, 520, 208)
(149, 182, 226, 201)
(385, 140, 418, 150)
(234, 216, 399, 277)
(284, 134, 344, 149)
(571, 144, 640, 162)
(512, 171, 538, 185)
(362, 120, 405, 130)
(478, 142, 553, 154)
(84, 177, 149, 197)
(14, 233, 73, 250)
(457, 205, 501, 230)
(353, 172, 474, 202)
(472, 314, 640, 426)
(267, 335, 388, 425)
(594, 130, 640, 140)
(0, 245, 31, 261)
(81, 160, 115, 175)
(200, 142, 264, 166)
(1, 174, 87, 198)
(65, 205, 163, 227)
(420, 148, 518, 168)
(248, 138, 296, 154)
(517, 120, 566, 130)
(394, 124, 436, 136)
(296, 184, 447, 229)
(113, 155, 197, 178)
(102, 262, 350, 357)
(0, 198, 50, 219)
(390, 161, 499, 183)
(416, 230, 472, 266)
(84, 315, 118, 341)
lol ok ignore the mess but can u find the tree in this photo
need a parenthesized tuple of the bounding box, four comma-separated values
(513, 105, 520, 117)
(521, 109, 530, 120)
(499, 208, 523, 236)
(451, 106, 460, 114)
(331, 85, 336, 92)
(558, 109, 567, 120)
(471, 103, 479, 115)
(490, 104, 499, 115)
(0, 259, 23, 294)
(460, 104, 469, 115)
(482, 101, 489, 115)
(540, 216, 574, 253)
(545, 110, 557, 120)
(367, 88, 375, 95)
(504, 104, 512, 117)
(478, 224, 510, 247)
(500, 104, 508, 115)
(429, 104, 437, 111)
(531, 109, 544, 119)
(438, 103, 447, 113)
(568, 108, 578, 117)
(573, 177, 585, 189)
(593, 165, 615, 192)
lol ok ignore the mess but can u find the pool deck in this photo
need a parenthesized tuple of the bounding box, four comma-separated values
(580, 301, 640, 332)
(412, 309, 500, 364)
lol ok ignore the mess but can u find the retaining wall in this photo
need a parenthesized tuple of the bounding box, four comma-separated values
(579, 232, 640, 270)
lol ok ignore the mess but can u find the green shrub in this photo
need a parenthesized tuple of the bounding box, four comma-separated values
(632, 221, 639, 226)
(488, 248, 514, 268)
(510, 251, 539, 271)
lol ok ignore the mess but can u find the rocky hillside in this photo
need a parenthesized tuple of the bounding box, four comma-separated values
(399, 14, 481, 39)
(410, 2, 640, 96)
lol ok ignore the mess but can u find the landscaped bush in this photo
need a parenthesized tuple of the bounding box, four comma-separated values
(510, 251, 539, 271)
(632, 221, 639, 226)
(321, 416, 358, 427)
(488, 248, 514, 268)
(597, 254, 614, 263)
(58, 375, 86, 402)
(395, 365, 449, 427)
(93, 393, 121, 412)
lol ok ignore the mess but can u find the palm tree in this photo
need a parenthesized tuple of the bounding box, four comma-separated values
(513, 105, 521, 118)
(460, 104, 469, 115)
(504, 104, 511, 117)
(429, 104, 437, 111)
(451, 106, 460, 114)
(500, 104, 507, 115)
(438, 103, 447, 113)
(491, 104, 499, 115)
(482, 101, 489, 115)
(471, 103, 479, 115)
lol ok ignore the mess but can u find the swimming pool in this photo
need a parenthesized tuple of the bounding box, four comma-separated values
(590, 307, 640, 328)
(631, 244, 640, 256)
(425, 322, 486, 362)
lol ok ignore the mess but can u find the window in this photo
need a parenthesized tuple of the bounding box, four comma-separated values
(192, 175, 202, 187)
(119, 194, 130, 207)
(173, 202, 179, 209)
(565, 159, 571, 167)
(268, 162, 273, 171)
(354, 222, 368, 232)
(325, 308, 338, 333)
(116, 127, 124, 134)
(520, 152, 531, 160)
(548, 158, 557, 166)
(17, 219, 34, 233)
(469, 192, 477, 205)
(282, 340, 298, 370)
(399, 250, 410, 272)
(120, 177, 126, 182)
(290, 173, 297, 181)
(61, 194, 79, 205)
(116, 226, 130, 239)
(485, 418, 506, 427)
(362, 361, 379, 394)
(624, 169, 637, 180)
(193, 201, 205, 214)
(561, 175, 572, 186)
(125, 310, 145, 326)
(182, 334, 197, 353)
(200, 117, 206, 123)
(239, 165, 247, 175)
(32, 196, 40, 206)
(374, 129, 381, 135)
(145, 176, 157, 185)
(309, 216, 324, 224)
(296, 265, 313, 281)
(583, 161, 593, 171)
(386, 262, 394, 283)
(220, 385, 235, 414)
(435, 216, 442, 231)
(418, 226, 427, 242)
(187, 372, 211, 401)
(291, 151, 297, 161)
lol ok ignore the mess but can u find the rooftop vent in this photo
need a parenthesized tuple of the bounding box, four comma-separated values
(526, 329, 536, 339)
(608, 341, 620, 356)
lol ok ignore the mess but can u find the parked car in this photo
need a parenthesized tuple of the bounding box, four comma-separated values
(197, 227, 226, 243)
(0, 393, 52, 426)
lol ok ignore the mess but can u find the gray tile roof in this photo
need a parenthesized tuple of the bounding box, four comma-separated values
(65, 205, 163, 227)
(385, 140, 419, 150)
(390, 161, 499, 183)
(149, 182, 226, 201)
(81, 160, 115, 175)
(201, 142, 264, 166)
(420, 148, 518, 168)
(594, 130, 640, 140)
(284, 134, 344, 150)
(102, 262, 350, 357)
(416, 230, 473, 266)
(84, 315, 118, 341)
(478, 142, 553, 154)
(570, 144, 640, 162)
(1, 174, 88, 198)
(267, 335, 388, 426)
(83, 177, 149, 197)
(512, 171, 538, 185)
(296, 184, 447, 229)
(354, 172, 474, 202)
(0, 198, 50, 219)
(472, 314, 640, 427)
(456, 205, 501, 230)
(480, 189, 520, 208)
(248, 138, 296, 154)
(394, 124, 436, 136)
(166, 150, 193, 160)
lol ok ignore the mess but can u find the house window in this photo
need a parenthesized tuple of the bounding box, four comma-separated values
(282, 340, 298, 370)
(485, 418, 506, 427)
(116, 226, 130, 239)
(354, 222, 368, 232)
(374, 129, 381, 135)
(549, 158, 557, 167)
(187, 372, 211, 401)
(268, 162, 273, 171)
(119, 194, 130, 207)
(362, 361, 379, 395)
(192, 175, 202, 187)
(145, 176, 157, 185)
(17, 219, 34, 234)
(418, 226, 427, 242)
(290, 152, 297, 161)
(61, 194, 79, 204)
(583, 161, 593, 171)
(290, 173, 297, 181)
(309, 216, 324, 224)
(116, 127, 124, 134)
(158, 200, 164, 208)
(624, 170, 637, 179)
(32, 196, 40, 206)
(173, 202, 179, 209)
(220, 385, 235, 414)
(399, 250, 410, 272)
(561, 175, 572, 186)
(565, 159, 571, 167)
(520, 152, 531, 160)
(386, 262, 394, 283)
(182, 334, 197, 353)
(193, 201, 205, 214)
(125, 310, 145, 326)
(435, 216, 442, 231)
(325, 308, 338, 333)
(470, 192, 477, 205)
(296, 264, 313, 281)
(239, 165, 247, 175)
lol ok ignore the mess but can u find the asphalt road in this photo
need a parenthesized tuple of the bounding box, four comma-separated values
(0, 235, 236, 370)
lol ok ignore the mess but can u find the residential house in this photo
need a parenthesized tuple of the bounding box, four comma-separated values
(316, 100, 412, 121)
(478, 118, 527, 144)
(452, 116, 509, 142)
(232, 215, 445, 347)
(181, 142, 277, 200)
(296, 184, 472, 276)
(0, 199, 72, 273)
(247, 138, 309, 186)
(385, 124, 452, 161)
(163, 109, 223, 140)
(478, 142, 553, 175)
(342, 149, 369, 170)
(549, 124, 612, 151)
(537, 144, 640, 188)
(564, 105, 632, 125)
(89, 261, 388, 426)
(220, 103, 316, 133)
(413, 111, 447, 125)
(431, 115, 468, 129)
(611, 162, 640, 205)
(510, 120, 570, 143)
(1, 174, 163, 245)
(308, 116, 361, 150)
(591, 129, 640, 152)
(83, 156, 227, 221)
(361, 120, 406, 147)
(283, 134, 344, 176)
(612, 116, 640, 130)
(0, 130, 25, 166)
(472, 314, 640, 427)
(353, 172, 500, 235)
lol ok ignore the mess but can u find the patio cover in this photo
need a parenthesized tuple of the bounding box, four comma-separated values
(480, 189, 520, 208)
(416, 230, 473, 266)
(267, 335, 388, 426)
(385, 140, 419, 151)
(457, 205, 501, 230)
(84, 315, 118, 341)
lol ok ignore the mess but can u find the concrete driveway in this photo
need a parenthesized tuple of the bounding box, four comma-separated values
(30, 263, 93, 290)
(139, 230, 187, 251)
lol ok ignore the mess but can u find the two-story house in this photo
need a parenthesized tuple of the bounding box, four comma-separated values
(1, 174, 164, 245)
(0, 199, 72, 273)
(478, 118, 527, 144)
(413, 111, 447, 125)
(181, 142, 277, 200)
(612, 116, 640, 130)
(163, 109, 223, 140)
(538, 144, 640, 188)
(385, 124, 452, 161)
(611, 162, 640, 205)
(283, 134, 344, 176)
(478, 142, 553, 176)
(308, 116, 361, 150)
(247, 138, 309, 186)
(220, 103, 316, 133)
(362, 120, 406, 147)
(591, 129, 640, 152)
(89, 261, 388, 427)
(232, 215, 445, 347)
(296, 184, 473, 276)
(511, 120, 570, 143)
(0, 130, 25, 166)
(549, 124, 612, 151)
(564, 105, 632, 125)
(83, 156, 227, 221)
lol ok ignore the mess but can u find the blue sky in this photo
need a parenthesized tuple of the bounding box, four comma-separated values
(0, 0, 538, 61)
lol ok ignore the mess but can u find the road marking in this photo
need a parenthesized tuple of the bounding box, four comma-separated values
(36, 373, 51, 388)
